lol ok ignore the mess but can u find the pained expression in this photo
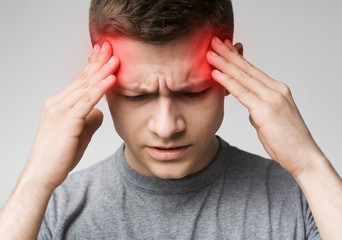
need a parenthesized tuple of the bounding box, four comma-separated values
(105, 31, 228, 179)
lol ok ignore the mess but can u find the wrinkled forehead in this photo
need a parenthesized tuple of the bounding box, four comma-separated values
(107, 31, 214, 92)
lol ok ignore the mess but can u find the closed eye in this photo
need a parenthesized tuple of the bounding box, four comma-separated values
(122, 88, 210, 101)
(123, 94, 153, 101)
(183, 88, 209, 98)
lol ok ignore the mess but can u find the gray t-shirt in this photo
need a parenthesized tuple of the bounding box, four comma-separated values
(38, 136, 321, 239)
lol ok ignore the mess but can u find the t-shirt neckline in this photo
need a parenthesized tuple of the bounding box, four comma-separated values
(116, 136, 231, 195)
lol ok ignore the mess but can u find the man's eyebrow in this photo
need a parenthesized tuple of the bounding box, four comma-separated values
(180, 79, 213, 92)
(116, 79, 213, 94)
(114, 85, 153, 94)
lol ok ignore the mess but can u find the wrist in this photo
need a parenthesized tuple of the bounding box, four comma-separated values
(23, 155, 67, 194)
(0, 168, 54, 240)
(18, 169, 56, 199)
(294, 149, 334, 184)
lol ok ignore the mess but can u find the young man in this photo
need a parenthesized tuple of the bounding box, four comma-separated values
(1, 0, 341, 239)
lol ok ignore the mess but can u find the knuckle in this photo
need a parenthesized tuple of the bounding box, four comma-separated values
(240, 71, 252, 80)
(43, 96, 55, 109)
(89, 56, 97, 64)
(238, 86, 251, 102)
(45, 104, 60, 118)
(277, 82, 292, 96)
(81, 93, 92, 103)
(222, 73, 233, 82)
(242, 60, 253, 70)
(224, 45, 234, 54)
(90, 57, 102, 67)
(249, 105, 262, 118)
(242, 86, 251, 95)
(75, 70, 89, 81)
(260, 92, 287, 116)
(79, 80, 90, 90)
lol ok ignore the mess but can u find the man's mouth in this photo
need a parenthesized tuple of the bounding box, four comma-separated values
(146, 145, 191, 161)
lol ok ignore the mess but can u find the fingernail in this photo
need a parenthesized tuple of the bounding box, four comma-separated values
(94, 44, 100, 52)
(108, 56, 115, 64)
(105, 75, 115, 81)
(215, 36, 223, 44)
(214, 69, 222, 75)
(211, 51, 219, 57)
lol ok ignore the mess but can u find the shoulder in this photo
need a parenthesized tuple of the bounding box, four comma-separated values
(220, 139, 306, 207)
(218, 138, 301, 198)
(42, 149, 123, 231)
(228, 144, 295, 184)
(53, 151, 122, 204)
(63, 153, 118, 189)
(216, 138, 320, 238)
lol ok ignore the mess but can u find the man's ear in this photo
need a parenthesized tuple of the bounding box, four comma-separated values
(234, 42, 244, 56)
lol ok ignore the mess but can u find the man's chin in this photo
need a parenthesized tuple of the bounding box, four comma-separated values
(147, 162, 194, 180)
(152, 171, 190, 180)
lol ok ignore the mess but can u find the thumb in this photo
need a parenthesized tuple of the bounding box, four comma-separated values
(71, 108, 104, 170)
(233, 42, 244, 56)
(83, 108, 104, 136)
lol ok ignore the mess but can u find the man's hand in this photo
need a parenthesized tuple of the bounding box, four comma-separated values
(0, 42, 119, 239)
(25, 42, 119, 191)
(206, 36, 321, 178)
(207, 36, 342, 240)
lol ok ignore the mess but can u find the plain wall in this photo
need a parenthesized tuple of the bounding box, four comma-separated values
(1, 0, 341, 207)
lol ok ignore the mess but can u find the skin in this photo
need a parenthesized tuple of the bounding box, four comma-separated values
(207, 36, 342, 239)
(0, 42, 119, 239)
(0, 30, 341, 239)
(104, 32, 226, 179)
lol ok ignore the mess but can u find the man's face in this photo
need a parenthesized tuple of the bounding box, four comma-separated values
(105, 31, 227, 179)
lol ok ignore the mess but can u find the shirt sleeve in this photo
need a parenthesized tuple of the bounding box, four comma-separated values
(37, 189, 60, 240)
(302, 192, 322, 240)
(37, 216, 52, 240)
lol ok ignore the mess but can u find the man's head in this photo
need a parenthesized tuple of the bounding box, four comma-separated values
(89, 0, 234, 45)
(88, 0, 235, 179)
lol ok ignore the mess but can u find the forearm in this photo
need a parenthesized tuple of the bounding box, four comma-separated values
(295, 152, 342, 240)
(0, 173, 53, 239)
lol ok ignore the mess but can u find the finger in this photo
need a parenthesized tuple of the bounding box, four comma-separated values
(88, 49, 94, 61)
(248, 114, 277, 160)
(228, 40, 295, 106)
(207, 50, 272, 98)
(211, 37, 281, 92)
(83, 108, 104, 136)
(68, 74, 116, 119)
(78, 42, 113, 79)
(211, 37, 296, 106)
(89, 56, 120, 83)
(212, 69, 261, 110)
(47, 43, 115, 106)
(71, 108, 104, 170)
(257, 129, 277, 161)
(54, 55, 119, 111)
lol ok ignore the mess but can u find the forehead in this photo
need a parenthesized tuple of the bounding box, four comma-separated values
(107, 31, 214, 93)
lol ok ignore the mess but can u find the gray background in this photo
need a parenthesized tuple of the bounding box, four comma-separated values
(1, 0, 341, 207)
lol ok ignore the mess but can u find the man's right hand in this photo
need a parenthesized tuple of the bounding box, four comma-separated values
(0, 42, 119, 239)
(24, 42, 119, 192)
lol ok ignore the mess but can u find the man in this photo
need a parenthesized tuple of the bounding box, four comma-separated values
(0, 0, 341, 239)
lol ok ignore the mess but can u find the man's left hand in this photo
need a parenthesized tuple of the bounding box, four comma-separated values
(206, 36, 323, 178)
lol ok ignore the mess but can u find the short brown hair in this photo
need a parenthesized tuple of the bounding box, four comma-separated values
(89, 0, 234, 45)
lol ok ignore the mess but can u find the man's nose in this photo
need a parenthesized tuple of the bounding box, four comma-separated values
(147, 98, 186, 139)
